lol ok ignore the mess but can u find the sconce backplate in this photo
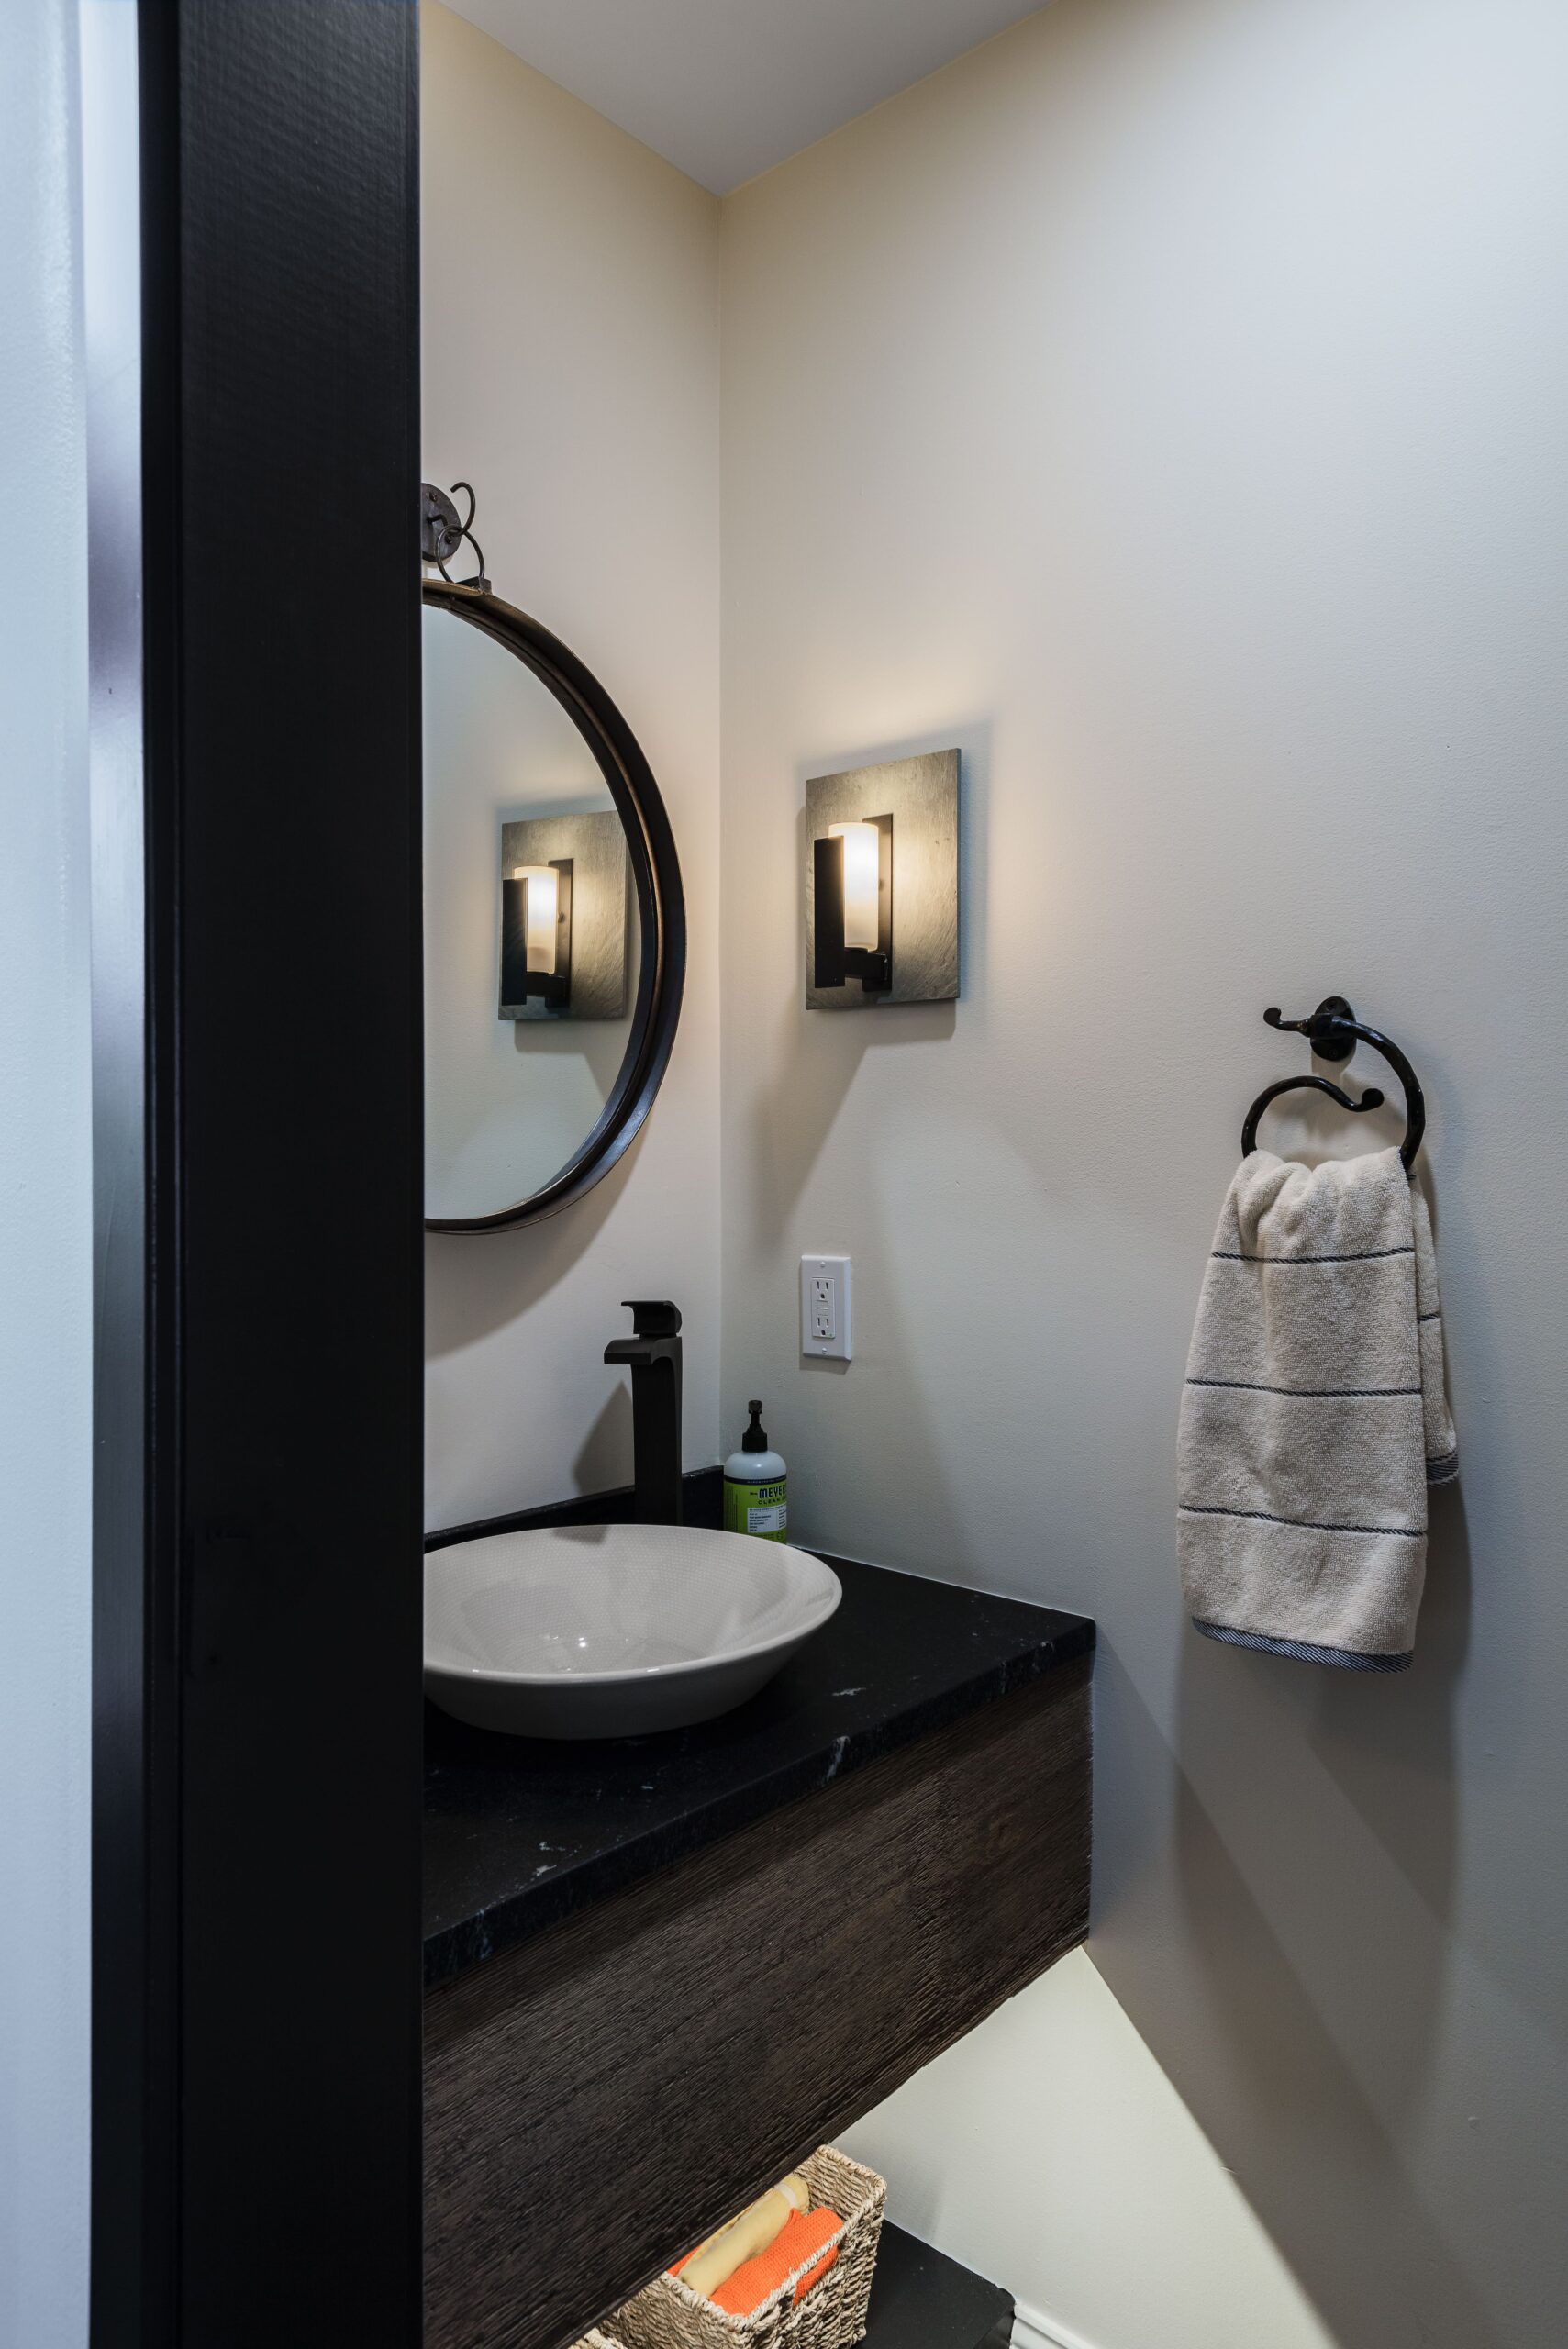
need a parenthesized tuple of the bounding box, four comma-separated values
(805, 749, 960, 1010)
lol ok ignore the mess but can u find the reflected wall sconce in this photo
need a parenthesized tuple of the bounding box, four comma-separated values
(500, 807, 628, 1022)
(806, 750, 960, 1010)
(502, 860, 573, 1011)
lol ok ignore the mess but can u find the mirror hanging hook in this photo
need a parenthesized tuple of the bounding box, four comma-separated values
(419, 478, 490, 590)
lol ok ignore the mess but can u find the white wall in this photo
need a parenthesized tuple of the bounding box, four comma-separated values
(719, 4, 1568, 2344)
(422, 5, 723, 1527)
(0, 0, 92, 2340)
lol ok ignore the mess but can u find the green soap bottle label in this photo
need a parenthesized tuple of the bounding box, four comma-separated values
(724, 1476, 787, 1541)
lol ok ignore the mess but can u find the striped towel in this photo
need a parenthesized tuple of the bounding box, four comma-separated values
(1178, 1146, 1456, 1672)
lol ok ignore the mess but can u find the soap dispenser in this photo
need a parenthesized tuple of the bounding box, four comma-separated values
(723, 1401, 788, 1542)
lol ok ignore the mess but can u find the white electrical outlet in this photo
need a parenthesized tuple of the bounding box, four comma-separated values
(801, 1254, 852, 1360)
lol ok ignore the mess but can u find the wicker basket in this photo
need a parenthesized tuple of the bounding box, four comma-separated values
(584, 2148, 886, 2349)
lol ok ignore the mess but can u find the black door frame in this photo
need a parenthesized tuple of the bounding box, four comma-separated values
(90, 6, 425, 2342)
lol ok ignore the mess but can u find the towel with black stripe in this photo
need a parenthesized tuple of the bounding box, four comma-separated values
(1178, 1146, 1456, 1671)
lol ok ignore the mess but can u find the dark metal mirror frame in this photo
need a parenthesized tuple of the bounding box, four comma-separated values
(421, 582, 686, 1234)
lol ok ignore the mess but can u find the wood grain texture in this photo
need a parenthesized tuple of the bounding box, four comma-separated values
(425, 1658, 1091, 2349)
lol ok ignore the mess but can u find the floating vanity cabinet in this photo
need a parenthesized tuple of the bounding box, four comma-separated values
(423, 1556, 1093, 2349)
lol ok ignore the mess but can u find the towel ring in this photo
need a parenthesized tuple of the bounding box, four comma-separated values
(1241, 996, 1426, 1173)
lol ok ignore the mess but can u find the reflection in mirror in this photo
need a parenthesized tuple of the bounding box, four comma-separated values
(423, 605, 640, 1223)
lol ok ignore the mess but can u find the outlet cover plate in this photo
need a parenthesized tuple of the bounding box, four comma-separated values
(801, 1254, 852, 1361)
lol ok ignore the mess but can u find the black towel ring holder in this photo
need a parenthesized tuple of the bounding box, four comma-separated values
(1241, 996, 1426, 1173)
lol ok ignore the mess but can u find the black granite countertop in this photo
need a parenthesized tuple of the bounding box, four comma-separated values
(423, 1552, 1094, 1989)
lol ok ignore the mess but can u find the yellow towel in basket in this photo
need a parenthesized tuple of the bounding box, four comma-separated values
(709, 2208, 842, 2314)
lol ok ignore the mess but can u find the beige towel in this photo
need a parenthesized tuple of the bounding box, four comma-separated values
(1178, 1147, 1456, 1671)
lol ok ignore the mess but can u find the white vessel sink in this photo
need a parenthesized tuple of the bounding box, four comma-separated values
(424, 1521, 842, 1740)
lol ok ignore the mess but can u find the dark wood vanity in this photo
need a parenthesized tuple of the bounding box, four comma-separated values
(423, 1542, 1094, 2349)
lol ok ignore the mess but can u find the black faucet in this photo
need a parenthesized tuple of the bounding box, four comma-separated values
(604, 1300, 684, 1526)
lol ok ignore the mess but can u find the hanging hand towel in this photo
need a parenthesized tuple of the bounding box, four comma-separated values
(1178, 1146, 1456, 1671)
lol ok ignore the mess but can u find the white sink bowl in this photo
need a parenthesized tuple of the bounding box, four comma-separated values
(424, 1521, 842, 1740)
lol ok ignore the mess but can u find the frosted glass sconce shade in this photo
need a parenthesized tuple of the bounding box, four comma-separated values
(829, 822, 883, 951)
(511, 864, 560, 973)
(806, 750, 960, 1010)
(815, 815, 893, 993)
(501, 857, 572, 1010)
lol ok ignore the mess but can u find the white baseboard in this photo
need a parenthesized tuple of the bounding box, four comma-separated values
(1011, 2298, 1101, 2349)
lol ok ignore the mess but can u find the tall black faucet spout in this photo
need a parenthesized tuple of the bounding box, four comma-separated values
(604, 1300, 684, 1526)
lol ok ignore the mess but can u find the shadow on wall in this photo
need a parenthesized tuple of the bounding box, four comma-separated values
(572, 1382, 634, 1492)
(1093, 1465, 1481, 2348)
(425, 1121, 645, 1357)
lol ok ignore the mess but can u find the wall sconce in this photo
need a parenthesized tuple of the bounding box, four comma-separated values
(502, 860, 573, 1010)
(500, 808, 628, 1022)
(806, 750, 959, 1010)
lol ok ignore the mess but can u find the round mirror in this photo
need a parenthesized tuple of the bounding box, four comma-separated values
(422, 582, 684, 1231)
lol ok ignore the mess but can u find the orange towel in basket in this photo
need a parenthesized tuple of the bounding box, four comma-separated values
(708, 2207, 842, 2314)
